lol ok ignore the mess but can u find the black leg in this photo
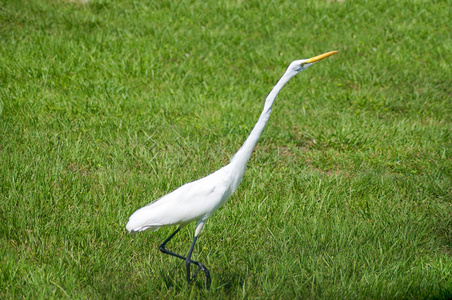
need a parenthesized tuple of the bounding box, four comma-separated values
(158, 228, 211, 290)
(185, 236, 211, 290)
(159, 227, 186, 260)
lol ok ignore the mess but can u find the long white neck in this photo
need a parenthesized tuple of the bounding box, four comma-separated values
(228, 70, 295, 182)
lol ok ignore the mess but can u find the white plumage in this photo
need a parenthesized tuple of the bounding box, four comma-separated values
(126, 165, 234, 235)
(126, 51, 338, 290)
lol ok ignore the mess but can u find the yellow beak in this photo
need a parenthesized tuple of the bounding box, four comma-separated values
(305, 50, 338, 64)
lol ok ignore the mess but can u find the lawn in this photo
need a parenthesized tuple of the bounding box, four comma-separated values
(1, 0, 451, 298)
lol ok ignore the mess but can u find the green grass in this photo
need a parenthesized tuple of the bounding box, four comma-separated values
(1, 0, 451, 298)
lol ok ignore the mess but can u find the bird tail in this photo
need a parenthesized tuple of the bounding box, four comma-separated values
(127, 224, 160, 234)
(126, 206, 164, 233)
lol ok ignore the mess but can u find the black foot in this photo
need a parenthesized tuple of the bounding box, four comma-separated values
(188, 261, 211, 290)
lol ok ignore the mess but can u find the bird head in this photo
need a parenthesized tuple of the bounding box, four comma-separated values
(286, 50, 338, 77)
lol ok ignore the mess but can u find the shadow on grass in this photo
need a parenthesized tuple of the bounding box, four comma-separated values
(214, 268, 248, 293)
(155, 263, 248, 293)
(157, 260, 210, 291)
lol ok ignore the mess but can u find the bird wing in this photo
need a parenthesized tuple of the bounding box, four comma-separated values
(126, 171, 231, 233)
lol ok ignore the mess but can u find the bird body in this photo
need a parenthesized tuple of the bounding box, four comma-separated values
(126, 164, 235, 235)
(126, 51, 338, 289)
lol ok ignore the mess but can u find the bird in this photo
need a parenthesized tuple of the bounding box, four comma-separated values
(126, 50, 338, 290)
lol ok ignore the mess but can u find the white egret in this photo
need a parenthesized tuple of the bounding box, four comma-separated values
(126, 51, 338, 290)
